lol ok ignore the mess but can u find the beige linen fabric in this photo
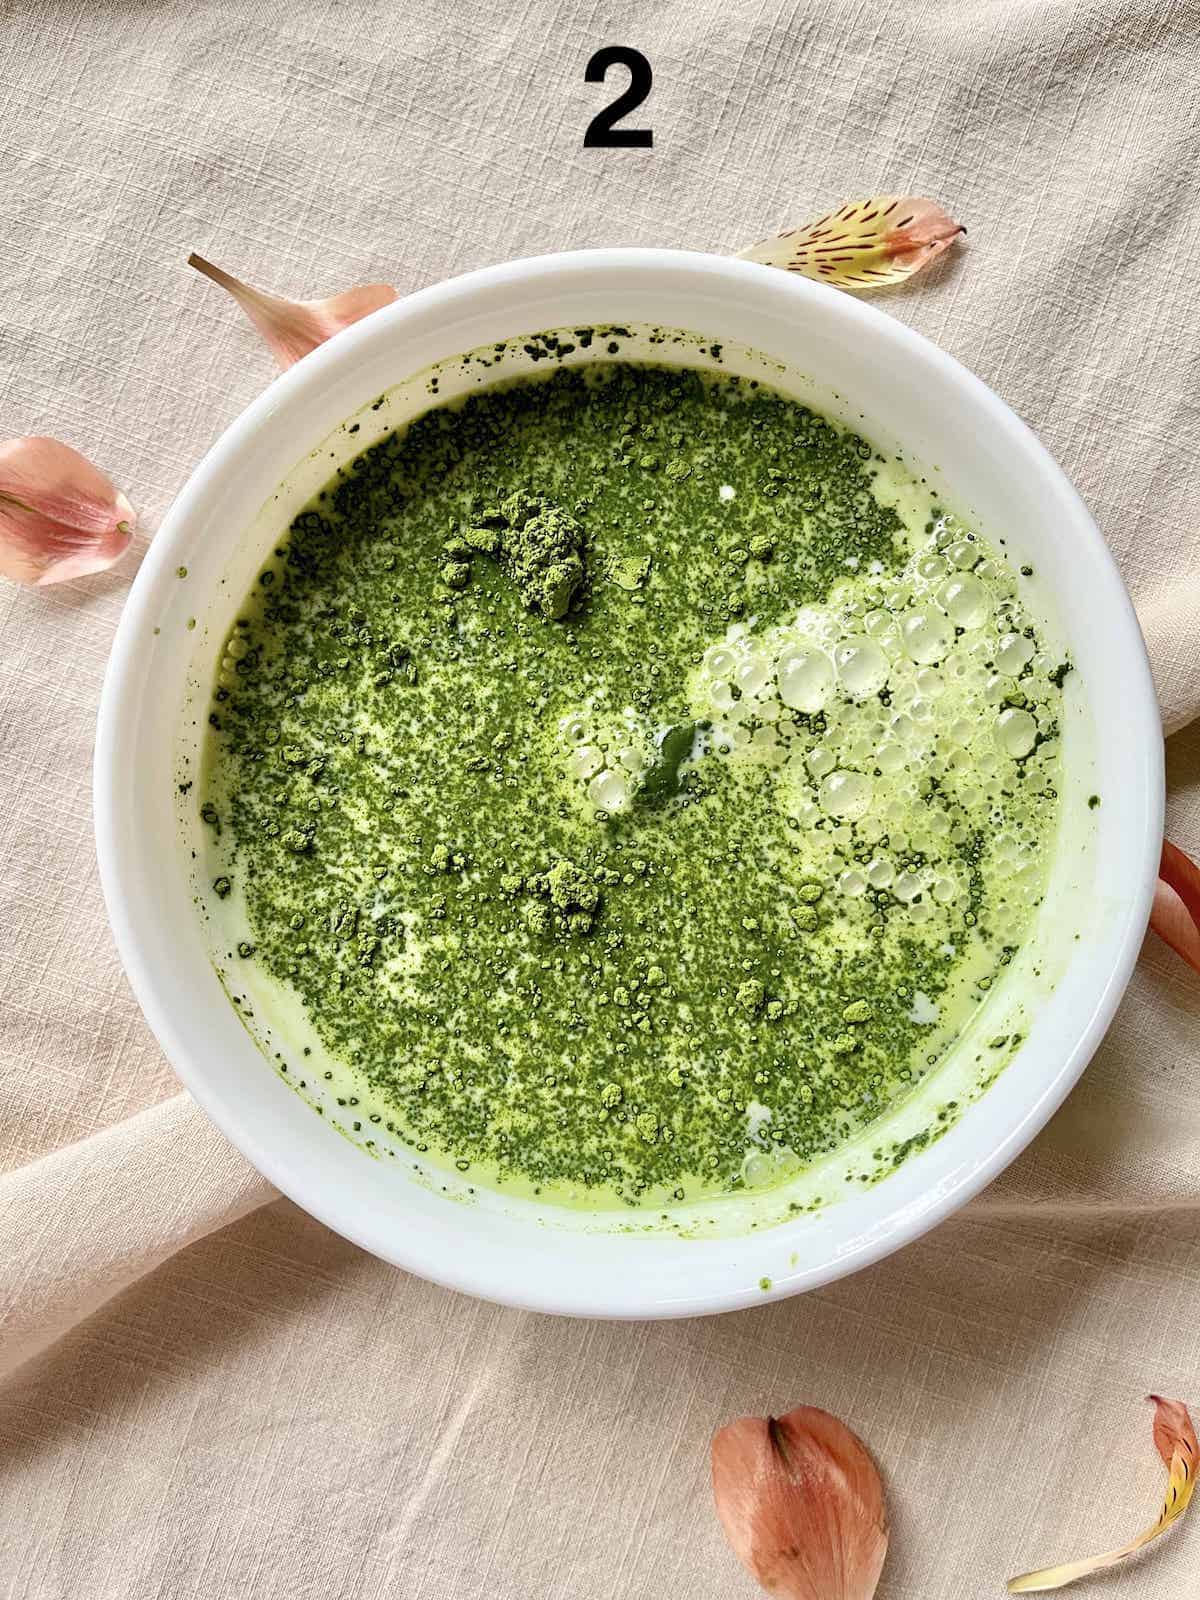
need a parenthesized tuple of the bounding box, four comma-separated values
(3, 0, 1200, 1594)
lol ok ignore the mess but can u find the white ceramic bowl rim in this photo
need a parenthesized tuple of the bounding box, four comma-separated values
(95, 249, 1163, 1317)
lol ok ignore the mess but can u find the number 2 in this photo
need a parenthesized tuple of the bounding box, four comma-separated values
(584, 46, 653, 148)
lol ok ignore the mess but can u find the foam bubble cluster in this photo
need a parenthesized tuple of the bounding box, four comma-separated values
(557, 705, 652, 817)
(552, 515, 1062, 942)
(684, 517, 1062, 936)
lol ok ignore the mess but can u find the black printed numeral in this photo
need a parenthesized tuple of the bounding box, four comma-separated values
(584, 46, 653, 148)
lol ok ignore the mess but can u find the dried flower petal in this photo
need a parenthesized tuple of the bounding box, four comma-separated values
(739, 198, 964, 289)
(187, 253, 397, 369)
(712, 1405, 888, 1600)
(1008, 1396, 1197, 1592)
(0, 436, 134, 586)
(1151, 839, 1200, 973)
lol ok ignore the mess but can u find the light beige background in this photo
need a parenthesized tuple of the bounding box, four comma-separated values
(3, 1, 1200, 1595)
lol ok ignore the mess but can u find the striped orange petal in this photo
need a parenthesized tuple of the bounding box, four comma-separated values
(188, 254, 397, 370)
(738, 198, 964, 289)
(1008, 1396, 1197, 1592)
(712, 1406, 888, 1599)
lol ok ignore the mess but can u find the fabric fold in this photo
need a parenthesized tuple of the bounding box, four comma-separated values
(0, 1093, 274, 1380)
(1138, 573, 1200, 736)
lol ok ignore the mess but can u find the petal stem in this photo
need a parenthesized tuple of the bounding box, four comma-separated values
(187, 252, 397, 369)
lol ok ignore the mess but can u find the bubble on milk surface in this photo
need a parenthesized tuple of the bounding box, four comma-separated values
(587, 768, 631, 814)
(834, 637, 889, 698)
(777, 645, 833, 713)
(569, 743, 603, 780)
(819, 770, 873, 821)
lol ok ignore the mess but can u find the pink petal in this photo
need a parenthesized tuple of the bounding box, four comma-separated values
(1149, 1394, 1198, 1473)
(712, 1406, 888, 1600)
(880, 198, 965, 268)
(0, 436, 134, 587)
(1150, 839, 1200, 974)
(188, 253, 397, 369)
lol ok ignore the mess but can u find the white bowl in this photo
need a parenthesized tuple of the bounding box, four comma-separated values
(95, 249, 1162, 1317)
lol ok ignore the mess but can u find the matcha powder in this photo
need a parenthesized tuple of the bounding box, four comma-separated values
(199, 358, 1064, 1209)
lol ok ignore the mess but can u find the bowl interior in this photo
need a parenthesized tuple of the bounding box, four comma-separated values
(95, 250, 1162, 1317)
